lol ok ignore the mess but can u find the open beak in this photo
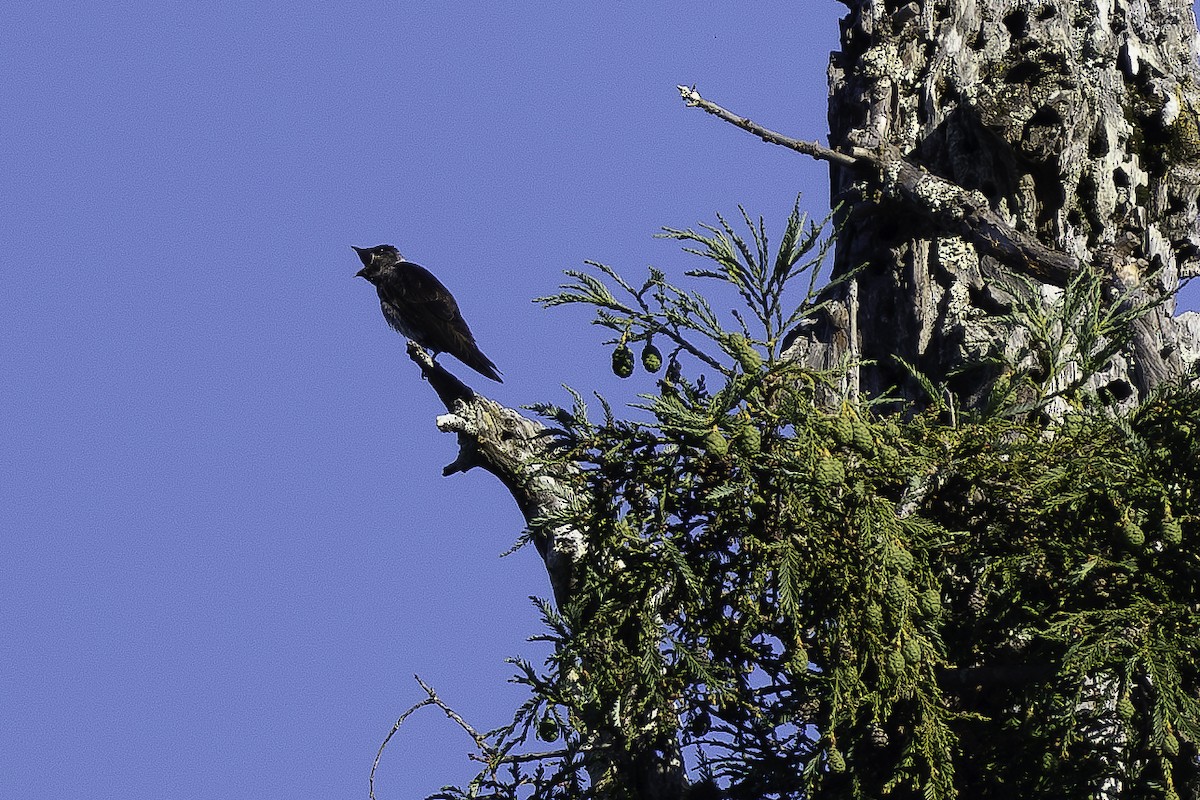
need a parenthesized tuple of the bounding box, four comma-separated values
(352, 246, 371, 278)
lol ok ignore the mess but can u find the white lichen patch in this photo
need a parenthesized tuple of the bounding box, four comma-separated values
(860, 43, 910, 82)
(946, 277, 972, 317)
(1178, 311, 1200, 367)
(913, 175, 965, 216)
(936, 235, 979, 272)
(1039, 283, 1064, 305)
(1160, 86, 1182, 127)
(880, 158, 904, 194)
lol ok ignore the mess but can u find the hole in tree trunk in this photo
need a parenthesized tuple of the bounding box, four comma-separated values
(1003, 9, 1029, 38)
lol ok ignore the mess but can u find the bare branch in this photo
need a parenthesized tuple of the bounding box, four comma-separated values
(370, 685, 438, 800)
(371, 675, 526, 800)
(471, 748, 572, 766)
(403, 341, 587, 606)
(415, 675, 494, 756)
(677, 85, 1080, 287)
(677, 85, 858, 166)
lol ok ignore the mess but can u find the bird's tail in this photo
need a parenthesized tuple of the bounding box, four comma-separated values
(465, 349, 503, 383)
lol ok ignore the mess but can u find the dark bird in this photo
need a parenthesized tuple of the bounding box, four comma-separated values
(353, 245, 503, 382)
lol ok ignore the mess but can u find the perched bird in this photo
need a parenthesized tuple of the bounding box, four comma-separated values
(353, 245, 503, 382)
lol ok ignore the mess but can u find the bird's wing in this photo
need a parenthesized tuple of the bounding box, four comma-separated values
(381, 262, 465, 323)
(377, 260, 502, 381)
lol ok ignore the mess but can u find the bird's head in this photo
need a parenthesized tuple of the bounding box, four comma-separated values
(352, 244, 403, 280)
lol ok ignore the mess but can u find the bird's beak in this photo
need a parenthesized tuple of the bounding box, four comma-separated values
(355, 267, 369, 279)
(351, 245, 372, 268)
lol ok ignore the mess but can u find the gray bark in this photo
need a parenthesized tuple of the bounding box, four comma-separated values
(408, 4, 1200, 797)
(795, 0, 1200, 408)
(806, 3, 1200, 797)
(404, 343, 688, 797)
(402, 341, 585, 607)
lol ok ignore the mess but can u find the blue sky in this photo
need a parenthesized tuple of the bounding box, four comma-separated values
(4, 3, 1198, 799)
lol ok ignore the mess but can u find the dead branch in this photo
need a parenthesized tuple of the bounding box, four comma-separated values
(405, 341, 587, 606)
(678, 85, 1078, 287)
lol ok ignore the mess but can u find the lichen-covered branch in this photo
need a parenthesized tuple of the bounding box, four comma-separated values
(823, 0, 1200, 408)
(679, 85, 1079, 287)
(680, 0, 1200, 411)
(679, 84, 858, 166)
(405, 341, 586, 606)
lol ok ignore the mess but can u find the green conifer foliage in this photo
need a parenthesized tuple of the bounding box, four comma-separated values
(425, 201, 1200, 800)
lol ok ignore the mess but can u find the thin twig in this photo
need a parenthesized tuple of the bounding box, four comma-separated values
(677, 85, 860, 166)
(370, 692, 437, 800)
(415, 675, 495, 757)
(370, 675, 500, 800)
(470, 748, 572, 765)
(677, 84, 1079, 286)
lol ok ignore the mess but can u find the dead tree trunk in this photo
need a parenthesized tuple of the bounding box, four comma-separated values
(798, 0, 1200, 408)
(813, 3, 1200, 797)
(394, 4, 1200, 797)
